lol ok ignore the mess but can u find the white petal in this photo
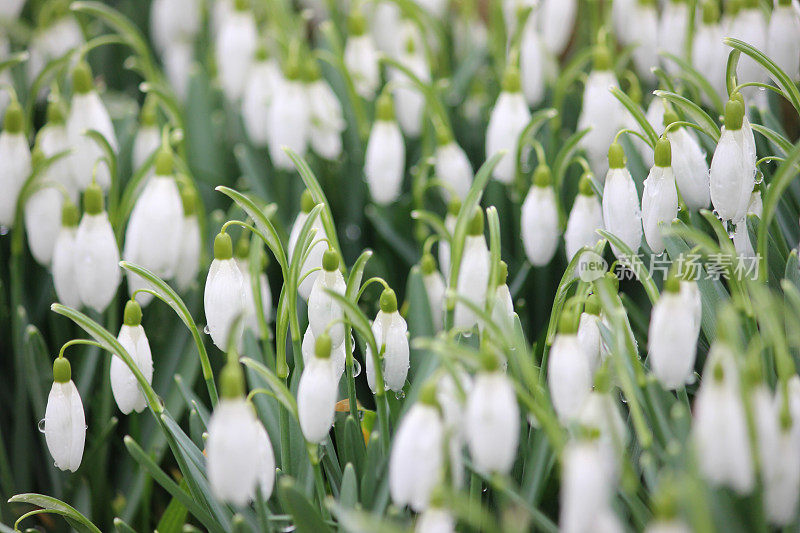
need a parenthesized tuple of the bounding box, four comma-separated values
(298, 358, 338, 443)
(365, 121, 406, 205)
(53, 228, 81, 308)
(602, 167, 642, 257)
(0, 132, 32, 227)
(465, 372, 519, 475)
(307, 269, 347, 347)
(521, 186, 560, 265)
(486, 92, 531, 183)
(389, 404, 444, 511)
(548, 334, 592, 421)
(204, 258, 245, 350)
(206, 399, 260, 505)
(45, 380, 86, 472)
(215, 10, 257, 101)
(112, 324, 153, 414)
(67, 92, 117, 190)
(641, 166, 678, 254)
(75, 212, 121, 313)
(453, 236, 490, 331)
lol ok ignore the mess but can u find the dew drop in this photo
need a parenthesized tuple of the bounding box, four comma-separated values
(394, 390, 406, 400)
(352, 359, 362, 377)
(279, 526, 296, 533)
(38, 419, 46, 433)
(676, 205, 682, 212)
(755, 171, 764, 184)
(203, 325, 211, 335)
(462, 331, 473, 338)
(711, 209, 721, 220)
(0, 226, 8, 236)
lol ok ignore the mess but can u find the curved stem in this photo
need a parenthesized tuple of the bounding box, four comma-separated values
(355, 277, 390, 302)
(58, 339, 104, 359)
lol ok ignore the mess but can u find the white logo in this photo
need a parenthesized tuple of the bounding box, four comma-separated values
(577, 251, 608, 282)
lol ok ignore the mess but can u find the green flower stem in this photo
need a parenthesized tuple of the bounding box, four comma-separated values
(279, 402, 292, 475)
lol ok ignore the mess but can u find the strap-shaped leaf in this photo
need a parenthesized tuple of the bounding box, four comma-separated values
(609, 86, 658, 147)
(9, 494, 101, 533)
(597, 229, 659, 304)
(653, 90, 720, 142)
(241, 357, 299, 419)
(277, 477, 333, 533)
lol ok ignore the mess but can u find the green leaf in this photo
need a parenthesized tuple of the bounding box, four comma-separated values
(339, 463, 359, 509)
(113, 517, 138, 533)
(241, 357, 299, 419)
(553, 128, 591, 190)
(659, 52, 725, 114)
(758, 141, 800, 281)
(277, 477, 333, 533)
(653, 90, 721, 142)
(610, 86, 658, 147)
(751, 123, 793, 155)
(9, 493, 102, 533)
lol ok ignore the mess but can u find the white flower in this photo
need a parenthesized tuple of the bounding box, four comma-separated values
(390, 391, 444, 511)
(253, 421, 276, 499)
(612, 0, 635, 46)
(664, 115, 710, 211)
(692, 343, 754, 494)
(302, 325, 347, 378)
(204, 232, 245, 351)
(565, 175, 603, 260)
(391, 30, 429, 137)
(710, 98, 756, 223)
(206, 398, 260, 506)
(421, 254, 446, 331)
(603, 143, 643, 257)
(578, 390, 628, 480)
(365, 94, 405, 205)
(465, 359, 519, 475)
(548, 331, 592, 422)
(539, 0, 577, 56)
(434, 139, 473, 201)
(692, 4, 728, 105)
(641, 138, 678, 255)
(174, 189, 201, 292)
(577, 297, 602, 376)
(53, 203, 81, 309)
(67, 62, 118, 191)
(298, 337, 338, 443)
(560, 439, 613, 533)
(658, 0, 688, 73)
(415, 508, 455, 533)
(520, 19, 546, 106)
(27, 15, 84, 86)
(25, 181, 64, 266)
(768, 2, 800, 81)
(629, 1, 658, 83)
(242, 57, 283, 147)
(763, 386, 800, 525)
(647, 277, 698, 390)
(368, 1, 401, 55)
(162, 42, 194, 100)
(132, 108, 160, 173)
(727, 6, 768, 87)
(733, 188, 762, 258)
(488, 261, 515, 332)
(268, 73, 310, 170)
(0, 0, 24, 19)
(307, 78, 345, 159)
(453, 212, 490, 332)
(307, 250, 347, 347)
(45, 358, 86, 472)
(438, 205, 458, 279)
(486, 67, 531, 184)
(74, 185, 121, 313)
(111, 300, 153, 414)
(288, 191, 328, 300)
(366, 289, 410, 393)
(0, 101, 31, 228)
(521, 166, 560, 266)
(215, 5, 257, 101)
(150, 0, 200, 54)
(344, 13, 380, 99)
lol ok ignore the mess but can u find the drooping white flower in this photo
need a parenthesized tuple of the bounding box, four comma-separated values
(206, 397, 260, 506)
(242, 54, 283, 147)
(132, 101, 161, 173)
(67, 62, 118, 191)
(302, 325, 347, 378)
(565, 174, 603, 260)
(559, 438, 613, 533)
(204, 231, 245, 351)
(298, 334, 339, 443)
(307, 249, 347, 347)
(174, 188, 202, 292)
(710, 98, 756, 223)
(150, 0, 201, 54)
(577, 295, 602, 376)
(663, 111, 710, 211)
(502, 0, 536, 39)
(438, 200, 459, 278)
(539, 0, 577, 56)
(692, 3, 728, 105)
(612, 0, 635, 46)
(434, 137, 473, 201)
(53, 202, 81, 309)
(367, 289, 410, 393)
(368, 1, 402, 55)
(215, 1, 257, 102)
(365, 93, 405, 205)
(658, 0, 689, 73)
(768, 1, 800, 81)
(490, 262, 516, 332)
(692, 342, 755, 494)
(344, 11, 380, 99)
(763, 385, 800, 525)
(307, 76, 345, 160)
(0, 0, 24, 19)
(415, 507, 455, 533)
(420, 253, 446, 331)
(111, 300, 153, 414)
(390, 383, 444, 511)
(465, 354, 520, 475)
(486, 66, 531, 184)
(548, 321, 592, 422)
(162, 41, 194, 100)
(74, 184, 121, 313)
(641, 137, 678, 254)
(727, 4, 768, 89)
(288, 190, 328, 300)
(648, 275, 698, 389)
(578, 388, 629, 480)
(0, 100, 31, 228)
(453, 210, 490, 332)
(44, 357, 86, 472)
(521, 165, 560, 266)
(629, 0, 658, 83)
(253, 420, 276, 499)
(390, 30, 429, 137)
(123, 149, 184, 305)
(27, 11, 84, 86)
(520, 17, 546, 106)
(267, 66, 310, 170)
(603, 143, 643, 257)
(733, 187, 762, 258)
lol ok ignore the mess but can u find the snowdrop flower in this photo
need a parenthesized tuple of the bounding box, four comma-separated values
(416, 506, 455, 533)
(648, 273, 698, 389)
(520, 16, 546, 106)
(768, 0, 800, 81)
(204, 231, 245, 351)
(438, 198, 460, 278)
(490, 261, 516, 331)
(548, 303, 592, 422)
(74, 183, 121, 313)
(578, 48, 627, 176)
(612, 0, 635, 46)
(0, 99, 31, 228)
(174, 187, 202, 292)
(298, 333, 339, 443)
(0, 0, 24, 19)
(750, 383, 789, 524)
(645, 98, 667, 139)
(150, 0, 201, 54)
(421, 253, 446, 331)
(486, 65, 531, 184)
(658, 0, 689, 73)
(502, 0, 536, 39)
(253, 420, 276, 499)
(344, 11, 380, 99)
(267, 59, 310, 170)
(465, 351, 520, 475)
(565, 174, 603, 260)
(308, 249, 347, 347)
(289, 190, 328, 300)
(434, 133, 473, 201)
(368, 1, 401, 55)
(692, 342, 755, 494)
(390, 382, 444, 511)
(710, 97, 756, 223)
(521, 165, 560, 265)
(367, 288, 410, 392)
(391, 34, 429, 137)
(692, 1, 728, 105)
(132, 98, 161, 172)
(733, 187, 762, 258)
(302, 325, 346, 378)
(111, 299, 153, 414)
(27, 7, 84, 86)
(45, 357, 86, 472)
(242, 51, 283, 147)
(67, 62, 118, 191)
(578, 379, 629, 481)
(453, 209, 490, 332)
(123, 149, 184, 305)
(53, 201, 81, 308)
(437, 371, 471, 488)
(306, 66, 345, 160)
(365, 93, 405, 204)
(235, 239, 273, 335)
(206, 361, 260, 506)
(629, 0, 658, 83)
(663, 110, 710, 211)
(560, 438, 613, 533)
(539, 0, 577, 56)
(215, 0, 257, 101)
(162, 42, 194, 100)
(603, 143, 643, 258)
(727, 0, 768, 90)
(641, 137, 678, 254)
(762, 390, 800, 525)
(577, 295, 602, 376)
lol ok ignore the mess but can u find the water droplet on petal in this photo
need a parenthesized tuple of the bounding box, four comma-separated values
(38, 419, 46, 433)
(712, 209, 721, 220)
(203, 325, 211, 335)
(0, 226, 8, 235)
(279, 525, 296, 533)
(394, 390, 406, 400)
(352, 359, 362, 377)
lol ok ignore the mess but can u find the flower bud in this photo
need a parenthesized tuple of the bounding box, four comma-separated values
(111, 300, 153, 414)
(565, 174, 604, 260)
(453, 211, 490, 332)
(308, 250, 347, 347)
(521, 165, 560, 265)
(367, 289, 410, 393)
(0, 100, 31, 228)
(204, 231, 245, 351)
(641, 137, 678, 254)
(365, 93, 405, 205)
(486, 65, 531, 184)
(45, 357, 86, 472)
(215, 3, 257, 101)
(710, 98, 756, 223)
(298, 346, 338, 443)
